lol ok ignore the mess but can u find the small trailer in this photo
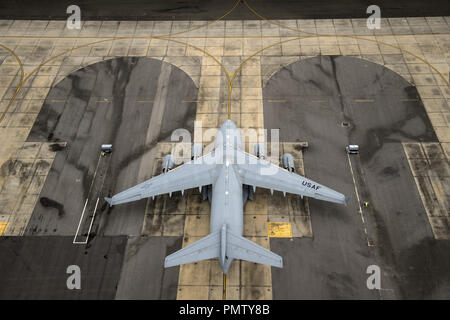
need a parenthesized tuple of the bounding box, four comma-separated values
(49, 141, 68, 152)
(101, 144, 113, 155)
(294, 141, 309, 151)
(299, 141, 309, 149)
(346, 145, 359, 154)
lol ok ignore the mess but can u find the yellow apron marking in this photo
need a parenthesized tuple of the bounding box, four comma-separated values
(268, 222, 292, 238)
(223, 274, 227, 300)
(0, 222, 8, 236)
(400, 98, 419, 102)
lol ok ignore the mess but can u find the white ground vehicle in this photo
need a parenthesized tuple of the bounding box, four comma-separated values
(346, 145, 359, 154)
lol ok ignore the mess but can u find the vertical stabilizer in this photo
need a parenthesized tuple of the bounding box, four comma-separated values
(220, 224, 227, 266)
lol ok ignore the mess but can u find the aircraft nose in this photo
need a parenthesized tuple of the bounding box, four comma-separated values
(221, 119, 237, 130)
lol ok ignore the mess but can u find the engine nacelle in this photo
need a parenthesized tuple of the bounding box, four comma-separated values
(282, 153, 295, 172)
(191, 143, 203, 160)
(162, 154, 175, 173)
(242, 184, 254, 205)
(201, 185, 212, 203)
(254, 143, 266, 159)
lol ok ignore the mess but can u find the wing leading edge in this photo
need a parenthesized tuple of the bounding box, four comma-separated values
(105, 153, 218, 206)
(236, 150, 347, 205)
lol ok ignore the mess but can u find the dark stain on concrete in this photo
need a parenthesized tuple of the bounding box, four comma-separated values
(264, 55, 449, 299)
(39, 197, 65, 216)
(0, 236, 127, 299)
(1, 0, 449, 20)
(26, 57, 197, 238)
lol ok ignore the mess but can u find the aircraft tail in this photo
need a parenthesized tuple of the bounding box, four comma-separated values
(226, 229, 283, 268)
(164, 224, 282, 272)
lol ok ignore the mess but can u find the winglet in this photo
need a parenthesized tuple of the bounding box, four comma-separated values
(104, 197, 113, 207)
(344, 196, 351, 206)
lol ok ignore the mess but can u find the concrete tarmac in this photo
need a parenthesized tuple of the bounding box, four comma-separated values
(264, 55, 450, 299)
(1, 0, 449, 20)
(0, 236, 127, 299)
(0, 57, 197, 299)
(115, 236, 181, 299)
(25, 57, 197, 237)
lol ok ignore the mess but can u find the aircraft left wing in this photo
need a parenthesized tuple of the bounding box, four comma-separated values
(105, 153, 218, 206)
(236, 150, 347, 204)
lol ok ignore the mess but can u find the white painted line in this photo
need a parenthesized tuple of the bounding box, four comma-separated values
(346, 153, 374, 247)
(73, 153, 102, 245)
(73, 198, 88, 244)
(73, 198, 99, 245)
(87, 153, 102, 196)
(86, 197, 99, 239)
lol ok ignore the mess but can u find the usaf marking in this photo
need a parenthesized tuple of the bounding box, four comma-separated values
(302, 180, 321, 190)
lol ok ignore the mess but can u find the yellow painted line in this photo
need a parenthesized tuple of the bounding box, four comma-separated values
(355, 99, 374, 103)
(182, 100, 221, 103)
(3, 34, 447, 39)
(240, 0, 450, 90)
(5, 14, 446, 131)
(96, 99, 111, 103)
(268, 222, 292, 238)
(2, 24, 234, 129)
(163, 0, 240, 38)
(20, 36, 230, 94)
(233, 33, 450, 109)
(227, 82, 232, 119)
(1, 33, 448, 40)
(223, 274, 227, 300)
(0, 1, 241, 41)
(0, 222, 8, 236)
(51, 99, 66, 103)
(0, 43, 24, 125)
(1, 0, 447, 160)
(136, 100, 153, 103)
(267, 99, 286, 103)
(400, 98, 419, 102)
(311, 99, 328, 103)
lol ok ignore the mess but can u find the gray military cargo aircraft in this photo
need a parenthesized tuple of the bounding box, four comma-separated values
(105, 120, 347, 273)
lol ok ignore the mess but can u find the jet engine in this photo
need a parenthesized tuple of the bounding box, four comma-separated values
(254, 143, 266, 159)
(282, 153, 295, 172)
(162, 154, 175, 173)
(201, 185, 212, 203)
(191, 143, 203, 160)
(242, 184, 255, 204)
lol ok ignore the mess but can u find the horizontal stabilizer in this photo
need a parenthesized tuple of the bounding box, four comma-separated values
(164, 227, 283, 271)
(164, 231, 220, 268)
(227, 232, 283, 268)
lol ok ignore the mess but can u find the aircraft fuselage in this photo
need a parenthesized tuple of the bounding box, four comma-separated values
(209, 120, 245, 272)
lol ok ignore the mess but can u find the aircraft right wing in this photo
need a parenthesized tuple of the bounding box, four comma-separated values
(105, 153, 218, 206)
(236, 150, 348, 204)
